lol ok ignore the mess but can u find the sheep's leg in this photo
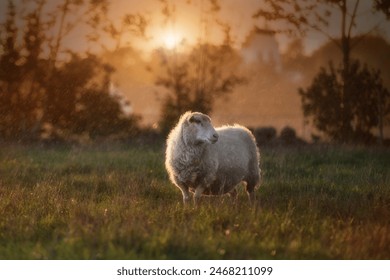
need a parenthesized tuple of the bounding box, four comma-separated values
(245, 184, 256, 206)
(179, 186, 191, 205)
(193, 186, 205, 206)
(247, 190, 256, 205)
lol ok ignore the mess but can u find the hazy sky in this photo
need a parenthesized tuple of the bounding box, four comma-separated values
(1, 0, 389, 55)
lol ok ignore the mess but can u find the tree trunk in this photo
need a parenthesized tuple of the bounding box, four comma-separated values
(340, 0, 352, 142)
(378, 89, 384, 145)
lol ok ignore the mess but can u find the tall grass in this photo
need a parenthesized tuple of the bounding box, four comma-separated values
(0, 144, 389, 259)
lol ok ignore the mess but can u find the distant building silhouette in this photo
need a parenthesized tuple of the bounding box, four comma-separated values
(241, 27, 281, 71)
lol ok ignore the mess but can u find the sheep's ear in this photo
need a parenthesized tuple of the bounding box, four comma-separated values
(189, 115, 200, 124)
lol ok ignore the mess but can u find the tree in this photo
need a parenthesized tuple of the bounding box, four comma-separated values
(43, 53, 140, 141)
(44, 54, 101, 136)
(299, 60, 390, 143)
(254, 0, 390, 143)
(0, 0, 143, 142)
(75, 88, 140, 140)
(375, 0, 390, 18)
(0, 0, 22, 139)
(155, 0, 245, 133)
(156, 43, 244, 134)
(104, 13, 148, 51)
(19, 0, 47, 139)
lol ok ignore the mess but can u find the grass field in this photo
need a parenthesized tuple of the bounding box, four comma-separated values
(0, 143, 389, 259)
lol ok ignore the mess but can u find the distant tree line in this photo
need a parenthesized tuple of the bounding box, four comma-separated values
(1, 0, 389, 145)
(0, 0, 145, 142)
(254, 0, 390, 144)
(156, 0, 390, 144)
(253, 126, 307, 146)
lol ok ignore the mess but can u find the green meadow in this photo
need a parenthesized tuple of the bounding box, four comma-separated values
(0, 143, 389, 259)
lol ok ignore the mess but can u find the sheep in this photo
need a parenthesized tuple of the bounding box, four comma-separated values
(165, 111, 261, 205)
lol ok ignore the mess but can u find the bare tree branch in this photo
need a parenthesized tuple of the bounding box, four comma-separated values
(347, 0, 360, 40)
(351, 21, 383, 49)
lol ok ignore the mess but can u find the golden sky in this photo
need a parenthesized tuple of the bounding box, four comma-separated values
(1, 0, 389, 56)
(99, 0, 390, 54)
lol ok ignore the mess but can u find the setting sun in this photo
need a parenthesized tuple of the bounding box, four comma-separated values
(163, 30, 181, 49)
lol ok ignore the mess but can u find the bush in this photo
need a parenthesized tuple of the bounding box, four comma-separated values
(280, 126, 307, 146)
(253, 127, 277, 145)
(299, 60, 390, 144)
(280, 126, 296, 142)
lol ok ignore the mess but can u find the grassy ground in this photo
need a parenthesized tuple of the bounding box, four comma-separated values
(0, 143, 389, 259)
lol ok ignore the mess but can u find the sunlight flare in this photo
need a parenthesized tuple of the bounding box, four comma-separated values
(163, 30, 181, 49)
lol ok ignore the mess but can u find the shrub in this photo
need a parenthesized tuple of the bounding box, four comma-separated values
(253, 127, 277, 145)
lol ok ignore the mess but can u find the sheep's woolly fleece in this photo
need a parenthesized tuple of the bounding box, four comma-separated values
(165, 111, 261, 204)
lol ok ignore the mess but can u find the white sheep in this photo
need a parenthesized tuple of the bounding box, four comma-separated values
(165, 111, 261, 205)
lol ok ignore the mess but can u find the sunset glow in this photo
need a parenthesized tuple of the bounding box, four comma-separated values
(162, 30, 182, 49)
(0, 0, 389, 269)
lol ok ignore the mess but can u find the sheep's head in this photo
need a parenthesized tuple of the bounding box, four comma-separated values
(183, 112, 219, 145)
